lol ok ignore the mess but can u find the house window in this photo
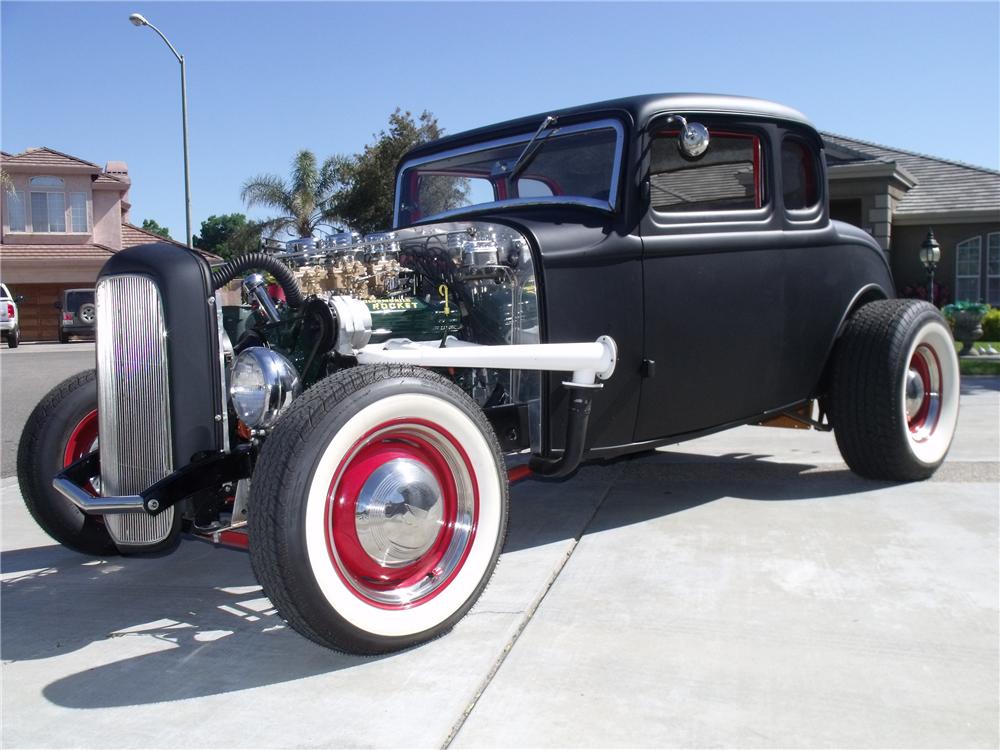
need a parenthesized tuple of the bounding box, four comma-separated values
(6, 189, 26, 232)
(30, 190, 66, 232)
(29, 175, 68, 233)
(650, 129, 765, 213)
(29, 176, 65, 188)
(987, 233, 1000, 306)
(69, 192, 89, 232)
(955, 237, 982, 302)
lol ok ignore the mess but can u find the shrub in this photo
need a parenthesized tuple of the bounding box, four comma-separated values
(982, 307, 1000, 341)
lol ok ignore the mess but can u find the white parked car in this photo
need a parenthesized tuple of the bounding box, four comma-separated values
(0, 283, 21, 348)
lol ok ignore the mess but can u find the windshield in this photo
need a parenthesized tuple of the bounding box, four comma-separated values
(395, 119, 624, 226)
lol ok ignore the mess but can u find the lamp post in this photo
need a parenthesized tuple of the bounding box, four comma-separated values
(919, 229, 941, 307)
(129, 12, 192, 248)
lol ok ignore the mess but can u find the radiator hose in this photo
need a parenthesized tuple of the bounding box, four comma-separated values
(528, 386, 594, 478)
(211, 253, 305, 308)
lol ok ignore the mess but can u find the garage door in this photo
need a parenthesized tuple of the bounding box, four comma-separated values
(10, 283, 67, 342)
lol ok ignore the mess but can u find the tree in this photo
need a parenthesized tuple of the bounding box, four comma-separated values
(331, 109, 458, 234)
(241, 150, 342, 240)
(193, 213, 256, 260)
(141, 218, 171, 238)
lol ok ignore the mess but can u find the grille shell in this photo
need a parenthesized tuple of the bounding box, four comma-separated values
(95, 273, 175, 546)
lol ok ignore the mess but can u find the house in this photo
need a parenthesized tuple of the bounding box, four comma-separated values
(824, 133, 1000, 305)
(0, 147, 219, 341)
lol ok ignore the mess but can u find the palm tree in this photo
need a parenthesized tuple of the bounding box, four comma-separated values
(241, 150, 343, 240)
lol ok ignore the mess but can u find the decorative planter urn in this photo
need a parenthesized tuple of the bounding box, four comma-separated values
(952, 310, 986, 355)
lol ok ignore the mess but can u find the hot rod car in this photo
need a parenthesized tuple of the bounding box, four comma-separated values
(18, 94, 960, 654)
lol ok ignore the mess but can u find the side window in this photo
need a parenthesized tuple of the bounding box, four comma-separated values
(782, 137, 819, 210)
(650, 129, 765, 213)
(517, 178, 554, 198)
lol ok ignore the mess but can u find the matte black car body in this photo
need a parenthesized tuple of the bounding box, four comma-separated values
(395, 94, 892, 458)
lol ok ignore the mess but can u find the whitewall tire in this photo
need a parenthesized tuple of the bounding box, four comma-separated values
(249, 365, 508, 654)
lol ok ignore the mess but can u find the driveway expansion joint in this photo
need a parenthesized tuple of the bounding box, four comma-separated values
(441, 481, 615, 749)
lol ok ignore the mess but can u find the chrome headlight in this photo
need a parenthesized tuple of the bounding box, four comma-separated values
(230, 347, 301, 429)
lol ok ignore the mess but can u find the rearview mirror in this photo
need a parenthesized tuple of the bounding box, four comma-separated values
(14, 294, 24, 303)
(667, 115, 710, 159)
(53, 300, 62, 310)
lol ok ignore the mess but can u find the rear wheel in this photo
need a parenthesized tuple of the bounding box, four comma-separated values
(7, 327, 19, 348)
(17, 370, 117, 554)
(249, 365, 508, 654)
(829, 299, 960, 481)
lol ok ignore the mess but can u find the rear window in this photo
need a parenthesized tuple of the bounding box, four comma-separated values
(65, 290, 94, 312)
(781, 137, 820, 210)
(0, 284, 9, 300)
(650, 130, 765, 213)
(396, 120, 623, 225)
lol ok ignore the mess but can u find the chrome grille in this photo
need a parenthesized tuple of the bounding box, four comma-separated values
(96, 274, 174, 547)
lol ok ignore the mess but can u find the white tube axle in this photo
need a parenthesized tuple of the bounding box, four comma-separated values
(356, 335, 617, 386)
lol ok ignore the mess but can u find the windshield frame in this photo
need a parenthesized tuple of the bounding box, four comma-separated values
(393, 118, 626, 227)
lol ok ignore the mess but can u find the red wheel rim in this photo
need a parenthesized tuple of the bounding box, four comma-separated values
(906, 344, 942, 439)
(64, 409, 98, 466)
(324, 418, 479, 609)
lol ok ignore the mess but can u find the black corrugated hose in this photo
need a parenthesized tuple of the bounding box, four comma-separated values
(211, 253, 305, 308)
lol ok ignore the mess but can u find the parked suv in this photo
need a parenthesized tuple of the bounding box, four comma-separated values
(56, 288, 96, 343)
(0, 283, 20, 348)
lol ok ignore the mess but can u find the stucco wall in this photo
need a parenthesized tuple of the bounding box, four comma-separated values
(92, 190, 123, 249)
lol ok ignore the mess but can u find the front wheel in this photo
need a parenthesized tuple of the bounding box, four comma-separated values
(17, 370, 117, 554)
(249, 365, 509, 654)
(828, 299, 960, 481)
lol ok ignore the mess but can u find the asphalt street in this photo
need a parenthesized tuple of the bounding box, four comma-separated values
(1, 342, 96, 478)
(1, 347, 997, 748)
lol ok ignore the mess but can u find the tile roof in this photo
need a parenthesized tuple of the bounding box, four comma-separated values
(1, 146, 101, 170)
(93, 173, 124, 185)
(121, 223, 223, 262)
(823, 132, 1000, 217)
(0, 243, 115, 261)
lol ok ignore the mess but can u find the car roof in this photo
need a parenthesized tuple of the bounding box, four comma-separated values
(402, 93, 813, 162)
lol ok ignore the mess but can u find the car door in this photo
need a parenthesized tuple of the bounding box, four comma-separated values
(634, 116, 789, 441)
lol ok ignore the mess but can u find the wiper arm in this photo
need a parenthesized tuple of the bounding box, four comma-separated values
(507, 115, 558, 186)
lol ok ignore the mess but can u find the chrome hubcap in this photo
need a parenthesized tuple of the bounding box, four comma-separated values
(355, 458, 444, 568)
(904, 368, 926, 420)
(906, 344, 942, 441)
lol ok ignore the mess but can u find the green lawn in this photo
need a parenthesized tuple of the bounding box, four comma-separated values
(955, 341, 1000, 376)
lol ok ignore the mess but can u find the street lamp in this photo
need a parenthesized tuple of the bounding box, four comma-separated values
(919, 228, 941, 307)
(129, 12, 192, 248)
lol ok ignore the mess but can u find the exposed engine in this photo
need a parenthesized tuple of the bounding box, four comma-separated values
(223, 221, 540, 433)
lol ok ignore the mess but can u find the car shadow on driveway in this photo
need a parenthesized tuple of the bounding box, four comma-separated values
(3, 451, 894, 709)
(2, 541, 379, 708)
(503, 449, 893, 553)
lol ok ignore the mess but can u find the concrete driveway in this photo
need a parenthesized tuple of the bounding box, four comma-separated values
(1, 378, 997, 748)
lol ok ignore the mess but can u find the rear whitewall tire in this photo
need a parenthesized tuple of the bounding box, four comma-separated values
(829, 299, 960, 481)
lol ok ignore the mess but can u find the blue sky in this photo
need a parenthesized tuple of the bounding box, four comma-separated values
(3, 1, 998, 240)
